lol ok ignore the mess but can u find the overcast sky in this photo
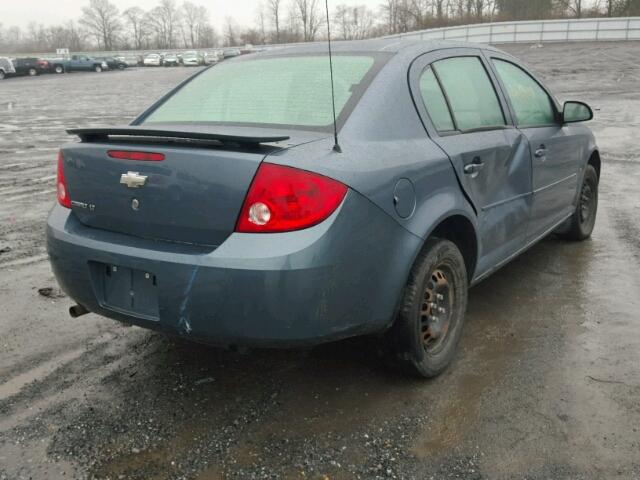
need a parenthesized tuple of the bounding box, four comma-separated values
(1, 0, 384, 32)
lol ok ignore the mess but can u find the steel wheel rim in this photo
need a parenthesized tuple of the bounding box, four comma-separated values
(420, 266, 454, 354)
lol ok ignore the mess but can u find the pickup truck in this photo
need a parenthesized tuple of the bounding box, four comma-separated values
(50, 55, 108, 74)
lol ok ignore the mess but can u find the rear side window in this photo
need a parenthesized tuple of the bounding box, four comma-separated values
(432, 57, 505, 131)
(492, 59, 556, 127)
(143, 55, 379, 131)
(419, 67, 455, 132)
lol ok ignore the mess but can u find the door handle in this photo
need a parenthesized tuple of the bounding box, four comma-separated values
(464, 157, 485, 175)
(534, 145, 548, 158)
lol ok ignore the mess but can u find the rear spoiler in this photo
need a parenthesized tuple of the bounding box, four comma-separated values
(67, 127, 290, 146)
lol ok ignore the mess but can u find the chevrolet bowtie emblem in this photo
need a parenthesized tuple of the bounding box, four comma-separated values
(120, 171, 147, 188)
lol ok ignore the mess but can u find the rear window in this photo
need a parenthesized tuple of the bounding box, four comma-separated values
(143, 54, 381, 131)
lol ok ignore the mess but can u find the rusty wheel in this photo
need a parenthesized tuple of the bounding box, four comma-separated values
(388, 238, 468, 378)
(420, 267, 454, 354)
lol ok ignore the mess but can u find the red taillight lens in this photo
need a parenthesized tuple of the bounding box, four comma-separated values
(107, 150, 165, 161)
(235, 163, 347, 233)
(57, 151, 71, 208)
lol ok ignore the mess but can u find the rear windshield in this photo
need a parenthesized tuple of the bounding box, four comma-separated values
(142, 54, 383, 131)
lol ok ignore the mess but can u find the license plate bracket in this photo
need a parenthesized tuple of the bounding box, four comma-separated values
(91, 263, 159, 320)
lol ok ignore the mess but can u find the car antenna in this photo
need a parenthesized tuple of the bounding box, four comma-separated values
(324, 0, 341, 153)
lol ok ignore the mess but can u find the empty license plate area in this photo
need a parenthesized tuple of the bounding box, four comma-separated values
(90, 262, 159, 320)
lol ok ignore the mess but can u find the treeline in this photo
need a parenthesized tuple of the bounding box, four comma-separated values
(1, 0, 639, 54)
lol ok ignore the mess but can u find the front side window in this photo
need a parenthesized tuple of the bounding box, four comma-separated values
(492, 59, 556, 127)
(419, 67, 455, 132)
(432, 57, 505, 131)
(143, 55, 379, 131)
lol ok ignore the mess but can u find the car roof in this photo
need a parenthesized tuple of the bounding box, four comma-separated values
(255, 38, 502, 57)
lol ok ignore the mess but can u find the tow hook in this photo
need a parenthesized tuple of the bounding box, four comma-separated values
(69, 304, 89, 318)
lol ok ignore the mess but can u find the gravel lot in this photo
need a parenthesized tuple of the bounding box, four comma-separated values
(1, 42, 639, 479)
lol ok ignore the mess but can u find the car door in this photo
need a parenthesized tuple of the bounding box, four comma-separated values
(486, 53, 580, 240)
(410, 49, 533, 277)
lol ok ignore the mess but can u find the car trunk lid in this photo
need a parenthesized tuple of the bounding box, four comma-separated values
(61, 126, 319, 246)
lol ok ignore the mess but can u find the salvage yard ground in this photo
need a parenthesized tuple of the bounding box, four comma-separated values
(1, 41, 639, 479)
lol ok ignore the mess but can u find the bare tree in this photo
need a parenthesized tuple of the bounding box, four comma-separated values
(256, 6, 268, 44)
(266, 0, 283, 42)
(380, 0, 414, 33)
(557, 0, 583, 17)
(333, 5, 375, 40)
(181, 2, 210, 48)
(472, 0, 485, 19)
(49, 21, 87, 52)
(294, 0, 323, 42)
(224, 17, 238, 46)
(606, 0, 614, 15)
(199, 24, 217, 47)
(380, 0, 399, 34)
(122, 7, 146, 49)
(571, 0, 583, 17)
(80, 0, 121, 50)
(146, 0, 180, 49)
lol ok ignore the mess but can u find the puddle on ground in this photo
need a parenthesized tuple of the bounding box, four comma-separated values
(411, 326, 522, 457)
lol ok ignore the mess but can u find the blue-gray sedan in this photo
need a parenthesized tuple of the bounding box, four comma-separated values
(47, 39, 599, 377)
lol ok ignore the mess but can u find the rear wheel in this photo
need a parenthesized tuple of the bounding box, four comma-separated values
(557, 164, 598, 241)
(28, 67, 37, 76)
(387, 238, 468, 378)
(0, 70, 4, 80)
(94, 65, 102, 73)
(54, 65, 64, 74)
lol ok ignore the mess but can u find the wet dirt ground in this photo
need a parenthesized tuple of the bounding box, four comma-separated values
(1, 41, 639, 479)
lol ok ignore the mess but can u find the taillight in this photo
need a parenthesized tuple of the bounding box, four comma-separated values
(235, 163, 347, 233)
(107, 150, 165, 161)
(57, 151, 71, 208)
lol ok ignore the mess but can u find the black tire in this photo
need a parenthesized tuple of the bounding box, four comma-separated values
(54, 65, 64, 74)
(0, 70, 5, 80)
(94, 65, 102, 73)
(387, 238, 468, 378)
(28, 68, 38, 76)
(557, 164, 598, 241)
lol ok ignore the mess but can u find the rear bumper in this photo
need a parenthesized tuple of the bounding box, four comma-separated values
(46, 190, 421, 347)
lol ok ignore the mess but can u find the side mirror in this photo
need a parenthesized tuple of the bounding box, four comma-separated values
(563, 101, 593, 123)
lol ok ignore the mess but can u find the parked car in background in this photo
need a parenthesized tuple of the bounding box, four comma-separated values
(117, 55, 139, 67)
(143, 54, 162, 66)
(11, 57, 50, 76)
(48, 40, 599, 378)
(0, 57, 16, 79)
(203, 51, 221, 65)
(182, 51, 202, 66)
(222, 48, 242, 59)
(182, 52, 200, 67)
(96, 56, 127, 70)
(163, 53, 180, 67)
(50, 55, 108, 73)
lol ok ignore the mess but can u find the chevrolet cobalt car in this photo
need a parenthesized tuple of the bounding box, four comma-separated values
(47, 39, 599, 377)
